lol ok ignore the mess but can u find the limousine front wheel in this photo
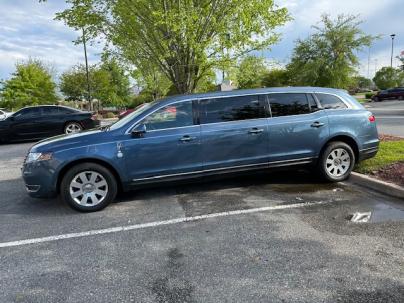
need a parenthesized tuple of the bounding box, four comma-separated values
(60, 163, 117, 212)
(318, 142, 355, 182)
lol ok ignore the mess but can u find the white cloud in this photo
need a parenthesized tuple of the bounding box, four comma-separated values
(0, 0, 102, 80)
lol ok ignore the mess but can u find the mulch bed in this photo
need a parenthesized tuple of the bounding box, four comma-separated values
(379, 133, 404, 142)
(369, 162, 404, 187)
(368, 134, 404, 187)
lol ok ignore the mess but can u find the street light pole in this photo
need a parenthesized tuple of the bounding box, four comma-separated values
(390, 34, 396, 68)
(82, 28, 92, 111)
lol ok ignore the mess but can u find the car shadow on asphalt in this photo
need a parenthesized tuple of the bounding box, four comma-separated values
(117, 169, 335, 204)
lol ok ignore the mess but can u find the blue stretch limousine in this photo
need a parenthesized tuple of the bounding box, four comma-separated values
(22, 87, 379, 212)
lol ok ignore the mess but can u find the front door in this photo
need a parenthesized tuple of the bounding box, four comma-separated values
(124, 100, 203, 182)
(199, 95, 269, 172)
(12, 107, 44, 140)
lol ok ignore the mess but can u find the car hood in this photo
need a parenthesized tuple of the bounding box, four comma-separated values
(30, 129, 108, 153)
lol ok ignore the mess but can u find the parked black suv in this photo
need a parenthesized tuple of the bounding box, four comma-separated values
(372, 87, 404, 101)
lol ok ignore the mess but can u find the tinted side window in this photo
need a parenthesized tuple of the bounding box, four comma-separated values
(316, 93, 347, 109)
(307, 94, 320, 111)
(42, 107, 60, 115)
(59, 107, 75, 114)
(200, 95, 266, 124)
(15, 108, 41, 118)
(268, 93, 310, 117)
(143, 101, 193, 130)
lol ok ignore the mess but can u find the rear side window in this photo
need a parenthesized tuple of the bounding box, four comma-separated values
(42, 107, 60, 115)
(268, 93, 310, 117)
(143, 101, 193, 130)
(316, 93, 347, 109)
(307, 94, 320, 111)
(59, 107, 75, 114)
(200, 95, 266, 124)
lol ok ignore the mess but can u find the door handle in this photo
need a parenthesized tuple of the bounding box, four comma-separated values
(248, 128, 264, 134)
(179, 135, 196, 142)
(311, 122, 325, 128)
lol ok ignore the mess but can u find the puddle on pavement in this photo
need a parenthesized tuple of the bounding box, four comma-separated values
(369, 203, 404, 223)
(348, 202, 404, 223)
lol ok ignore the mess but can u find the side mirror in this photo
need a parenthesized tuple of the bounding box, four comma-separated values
(131, 124, 147, 138)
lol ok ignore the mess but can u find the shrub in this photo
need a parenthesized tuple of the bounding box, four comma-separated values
(365, 92, 375, 99)
(104, 112, 116, 119)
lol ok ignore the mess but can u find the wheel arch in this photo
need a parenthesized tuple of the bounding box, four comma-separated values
(56, 158, 123, 194)
(320, 135, 359, 162)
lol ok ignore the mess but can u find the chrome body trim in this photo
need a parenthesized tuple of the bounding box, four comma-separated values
(131, 157, 315, 182)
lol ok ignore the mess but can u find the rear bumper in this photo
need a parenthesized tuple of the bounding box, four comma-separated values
(358, 146, 379, 161)
(81, 119, 100, 130)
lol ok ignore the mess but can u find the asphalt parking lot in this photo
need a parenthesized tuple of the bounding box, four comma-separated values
(0, 142, 404, 303)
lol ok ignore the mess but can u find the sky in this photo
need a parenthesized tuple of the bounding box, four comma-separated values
(0, 0, 403, 82)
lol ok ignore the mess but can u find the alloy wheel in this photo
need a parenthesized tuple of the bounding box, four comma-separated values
(65, 123, 82, 134)
(325, 148, 351, 177)
(69, 171, 109, 207)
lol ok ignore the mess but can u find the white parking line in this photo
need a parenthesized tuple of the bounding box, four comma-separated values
(0, 201, 333, 248)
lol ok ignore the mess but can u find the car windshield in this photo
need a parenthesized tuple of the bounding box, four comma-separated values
(108, 102, 156, 131)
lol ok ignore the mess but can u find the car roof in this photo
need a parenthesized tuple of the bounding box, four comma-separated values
(157, 87, 348, 105)
(20, 105, 79, 111)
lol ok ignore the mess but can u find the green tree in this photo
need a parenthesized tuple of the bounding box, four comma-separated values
(0, 59, 57, 109)
(60, 61, 131, 106)
(287, 14, 375, 89)
(99, 57, 132, 106)
(131, 62, 172, 101)
(236, 56, 269, 89)
(51, 0, 289, 94)
(262, 69, 290, 87)
(373, 67, 404, 90)
(352, 76, 373, 89)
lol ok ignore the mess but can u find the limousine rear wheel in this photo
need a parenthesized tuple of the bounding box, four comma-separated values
(318, 142, 355, 182)
(60, 163, 117, 212)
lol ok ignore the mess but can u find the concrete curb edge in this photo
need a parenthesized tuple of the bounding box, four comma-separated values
(350, 172, 404, 199)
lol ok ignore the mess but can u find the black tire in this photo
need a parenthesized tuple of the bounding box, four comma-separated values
(398, 96, 404, 100)
(317, 141, 355, 182)
(373, 96, 380, 102)
(60, 163, 118, 212)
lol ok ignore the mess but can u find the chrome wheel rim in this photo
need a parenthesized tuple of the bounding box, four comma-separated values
(69, 171, 108, 207)
(65, 123, 82, 134)
(326, 148, 351, 177)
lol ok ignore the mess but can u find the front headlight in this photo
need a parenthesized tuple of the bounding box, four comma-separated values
(25, 152, 53, 163)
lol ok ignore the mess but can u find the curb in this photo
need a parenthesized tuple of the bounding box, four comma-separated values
(350, 172, 404, 199)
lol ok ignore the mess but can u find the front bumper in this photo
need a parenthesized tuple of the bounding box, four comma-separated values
(22, 161, 58, 198)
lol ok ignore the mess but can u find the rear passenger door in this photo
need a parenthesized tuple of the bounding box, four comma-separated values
(266, 93, 329, 162)
(199, 95, 269, 171)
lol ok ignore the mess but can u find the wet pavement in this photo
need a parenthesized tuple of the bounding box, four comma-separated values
(0, 142, 404, 302)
